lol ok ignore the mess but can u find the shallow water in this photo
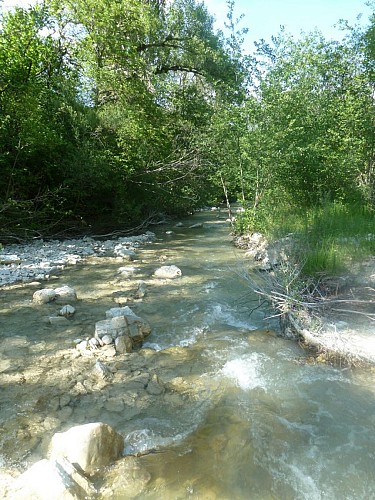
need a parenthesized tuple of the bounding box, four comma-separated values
(1, 209, 375, 499)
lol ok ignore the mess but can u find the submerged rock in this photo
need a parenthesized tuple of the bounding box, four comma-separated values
(49, 316, 69, 325)
(99, 456, 151, 498)
(146, 374, 164, 395)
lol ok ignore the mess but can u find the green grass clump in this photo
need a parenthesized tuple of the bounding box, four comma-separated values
(236, 201, 374, 276)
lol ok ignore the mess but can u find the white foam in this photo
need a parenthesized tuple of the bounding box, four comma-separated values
(124, 428, 190, 455)
(221, 353, 268, 391)
(144, 326, 206, 351)
(285, 463, 322, 500)
(203, 281, 218, 293)
(205, 303, 256, 330)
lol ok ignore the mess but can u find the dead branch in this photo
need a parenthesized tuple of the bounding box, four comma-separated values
(330, 308, 375, 321)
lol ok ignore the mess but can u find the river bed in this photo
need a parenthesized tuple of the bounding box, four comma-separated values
(1, 209, 375, 499)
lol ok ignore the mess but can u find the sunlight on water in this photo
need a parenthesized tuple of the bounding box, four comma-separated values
(2, 209, 375, 499)
(221, 354, 268, 391)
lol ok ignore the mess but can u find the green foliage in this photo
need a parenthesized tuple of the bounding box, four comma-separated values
(0, 0, 374, 248)
(247, 201, 375, 276)
(0, 0, 243, 239)
(248, 31, 374, 209)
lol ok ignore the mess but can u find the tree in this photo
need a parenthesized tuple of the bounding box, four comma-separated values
(245, 30, 375, 212)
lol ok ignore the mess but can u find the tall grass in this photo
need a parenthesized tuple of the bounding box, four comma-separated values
(296, 203, 374, 275)
(237, 202, 375, 276)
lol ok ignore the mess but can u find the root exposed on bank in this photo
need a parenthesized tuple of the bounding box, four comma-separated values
(239, 261, 375, 366)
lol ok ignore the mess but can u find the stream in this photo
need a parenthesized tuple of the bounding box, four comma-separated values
(1, 208, 375, 499)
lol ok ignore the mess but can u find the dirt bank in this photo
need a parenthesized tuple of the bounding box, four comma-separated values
(289, 257, 375, 365)
(235, 233, 375, 366)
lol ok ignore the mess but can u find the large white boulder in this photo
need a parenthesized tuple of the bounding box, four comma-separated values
(9, 457, 96, 499)
(33, 288, 56, 304)
(49, 422, 124, 474)
(153, 265, 182, 279)
(54, 285, 77, 303)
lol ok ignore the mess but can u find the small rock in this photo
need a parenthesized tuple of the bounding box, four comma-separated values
(59, 305, 76, 317)
(76, 340, 89, 351)
(100, 345, 117, 357)
(115, 247, 136, 261)
(114, 296, 128, 305)
(117, 266, 137, 276)
(49, 316, 69, 325)
(115, 335, 133, 354)
(135, 280, 147, 298)
(102, 334, 114, 345)
(95, 360, 111, 379)
(88, 337, 99, 349)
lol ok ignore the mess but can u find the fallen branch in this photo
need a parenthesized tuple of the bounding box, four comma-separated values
(330, 308, 375, 321)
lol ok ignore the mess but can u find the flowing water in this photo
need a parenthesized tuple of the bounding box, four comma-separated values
(1, 209, 375, 499)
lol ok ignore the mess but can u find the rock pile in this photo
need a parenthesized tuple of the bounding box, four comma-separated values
(0, 232, 156, 286)
(234, 232, 294, 270)
(76, 306, 152, 356)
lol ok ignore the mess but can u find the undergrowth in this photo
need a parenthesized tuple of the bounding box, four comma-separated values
(236, 202, 375, 276)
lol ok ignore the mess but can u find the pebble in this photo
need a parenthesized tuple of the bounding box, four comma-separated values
(88, 338, 99, 349)
(95, 360, 111, 379)
(102, 335, 114, 345)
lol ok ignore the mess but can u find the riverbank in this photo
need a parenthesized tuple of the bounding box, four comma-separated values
(235, 232, 375, 366)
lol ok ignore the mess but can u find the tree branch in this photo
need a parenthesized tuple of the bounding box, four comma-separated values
(154, 65, 204, 76)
